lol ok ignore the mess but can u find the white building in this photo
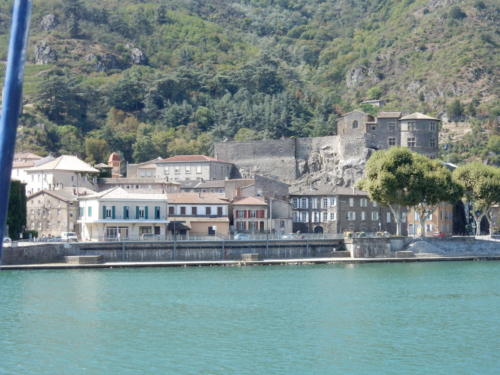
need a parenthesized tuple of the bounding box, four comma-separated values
(78, 187, 169, 241)
(11, 152, 54, 185)
(25, 155, 99, 196)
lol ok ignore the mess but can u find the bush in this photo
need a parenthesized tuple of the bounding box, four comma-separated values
(473, 1, 486, 10)
(449, 6, 466, 20)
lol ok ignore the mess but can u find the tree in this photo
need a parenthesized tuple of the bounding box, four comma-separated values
(453, 163, 500, 235)
(448, 99, 464, 121)
(63, 0, 84, 38)
(357, 148, 423, 236)
(411, 154, 462, 237)
(7, 181, 27, 239)
(449, 6, 466, 20)
(234, 128, 260, 142)
(85, 138, 109, 164)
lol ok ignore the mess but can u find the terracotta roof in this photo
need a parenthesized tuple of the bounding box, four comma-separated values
(377, 111, 402, 118)
(159, 155, 225, 163)
(27, 155, 99, 173)
(233, 197, 267, 206)
(108, 152, 121, 163)
(14, 152, 42, 161)
(400, 112, 439, 121)
(13, 161, 37, 169)
(167, 193, 229, 205)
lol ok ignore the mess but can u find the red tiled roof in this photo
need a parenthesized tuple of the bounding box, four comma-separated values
(233, 197, 267, 206)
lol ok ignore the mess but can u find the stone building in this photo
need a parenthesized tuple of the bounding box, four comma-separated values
(27, 188, 94, 238)
(126, 155, 236, 183)
(290, 187, 407, 235)
(337, 111, 440, 158)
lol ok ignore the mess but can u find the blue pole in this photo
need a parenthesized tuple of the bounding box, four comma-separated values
(0, 0, 32, 264)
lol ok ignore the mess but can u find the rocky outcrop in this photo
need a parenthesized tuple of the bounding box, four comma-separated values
(84, 53, 122, 72)
(33, 40, 57, 64)
(126, 44, 147, 65)
(40, 14, 57, 31)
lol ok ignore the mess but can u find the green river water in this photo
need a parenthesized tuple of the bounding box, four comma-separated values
(0, 261, 499, 374)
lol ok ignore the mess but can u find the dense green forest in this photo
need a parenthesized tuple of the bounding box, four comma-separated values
(0, 0, 498, 164)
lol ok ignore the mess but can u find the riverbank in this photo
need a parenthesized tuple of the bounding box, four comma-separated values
(2, 254, 500, 271)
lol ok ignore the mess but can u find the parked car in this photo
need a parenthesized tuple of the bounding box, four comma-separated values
(3, 237, 12, 246)
(61, 232, 78, 242)
(234, 233, 250, 240)
(432, 231, 447, 238)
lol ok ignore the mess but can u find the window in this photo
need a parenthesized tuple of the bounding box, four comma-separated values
(164, 167, 169, 175)
(370, 124, 377, 131)
(360, 198, 368, 207)
(79, 207, 84, 217)
(155, 206, 161, 220)
(430, 122, 436, 131)
(237, 222, 246, 231)
(139, 207, 146, 218)
(407, 121, 416, 131)
(206, 207, 212, 216)
(330, 197, 337, 207)
(322, 212, 328, 221)
(347, 211, 356, 221)
(372, 201, 378, 208)
(217, 207, 223, 216)
(174, 167, 180, 174)
(300, 198, 308, 209)
(196, 166, 202, 174)
(322, 198, 329, 209)
(388, 122, 396, 132)
(329, 212, 336, 221)
(169, 206, 175, 215)
(291, 198, 298, 208)
(105, 207, 112, 218)
(349, 198, 354, 207)
(401, 212, 407, 223)
(388, 137, 396, 146)
(371, 211, 379, 221)
(407, 137, 416, 147)
(387, 212, 391, 223)
(311, 198, 319, 209)
(180, 207, 186, 215)
(192, 207, 197, 216)
(185, 166, 191, 174)
(352, 120, 358, 129)
(124, 206, 129, 219)
(361, 211, 366, 221)
(430, 137, 436, 148)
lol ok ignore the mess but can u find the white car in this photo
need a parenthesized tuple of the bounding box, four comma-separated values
(3, 237, 12, 246)
(61, 232, 78, 242)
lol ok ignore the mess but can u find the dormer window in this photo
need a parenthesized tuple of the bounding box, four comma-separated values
(352, 120, 358, 129)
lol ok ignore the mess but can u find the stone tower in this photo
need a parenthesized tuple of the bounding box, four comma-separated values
(108, 152, 122, 178)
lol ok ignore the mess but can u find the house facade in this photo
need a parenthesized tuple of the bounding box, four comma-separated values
(337, 111, 440, 157)
(407, 203, 454, 237)
(127, 155, 235, 183)
(167, 193, 230, 237)
(97, 178, 180, 194)
(290, 187, 406, 235)
(25, 155, 99, 196)
(27, 189, 83, 238)
(232, 197, 268, 233)
(78, 187, 168, 241)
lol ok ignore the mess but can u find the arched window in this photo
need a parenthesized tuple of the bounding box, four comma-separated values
(352, 120, 358, 129)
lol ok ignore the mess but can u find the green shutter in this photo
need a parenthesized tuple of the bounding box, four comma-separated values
(112, 206, 116, 219)
(155, 206, 160, 219)
(103, 205, 106, 219)
(145, 206, 149, 219)
(136, 206, 139, 219)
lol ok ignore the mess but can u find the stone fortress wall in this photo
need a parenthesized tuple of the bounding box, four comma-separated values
(214, 135, 370, 190)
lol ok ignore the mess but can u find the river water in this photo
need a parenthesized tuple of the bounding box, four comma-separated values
(1, 262, 499, 374)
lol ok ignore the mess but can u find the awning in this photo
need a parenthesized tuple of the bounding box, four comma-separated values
(167, 221, 191, 231)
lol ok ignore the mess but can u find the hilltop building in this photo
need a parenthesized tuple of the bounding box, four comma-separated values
(11, 152, 54, 185)
(337, 111, 440, 157)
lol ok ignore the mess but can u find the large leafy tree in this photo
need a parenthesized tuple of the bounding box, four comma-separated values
(357, 148, 422, 236)
(7, 181, 27, 240)
(453, 163, 500, 235)
(411, 155, 462, 237)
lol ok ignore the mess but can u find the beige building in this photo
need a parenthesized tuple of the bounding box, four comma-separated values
(11, 152, 54, 186)
(233, 197, 268, 233)
(167, 193, 230, 237)
(127, 155, 235, 183)
(78, 187, 169, 241)
(407, 203, 454, 237)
